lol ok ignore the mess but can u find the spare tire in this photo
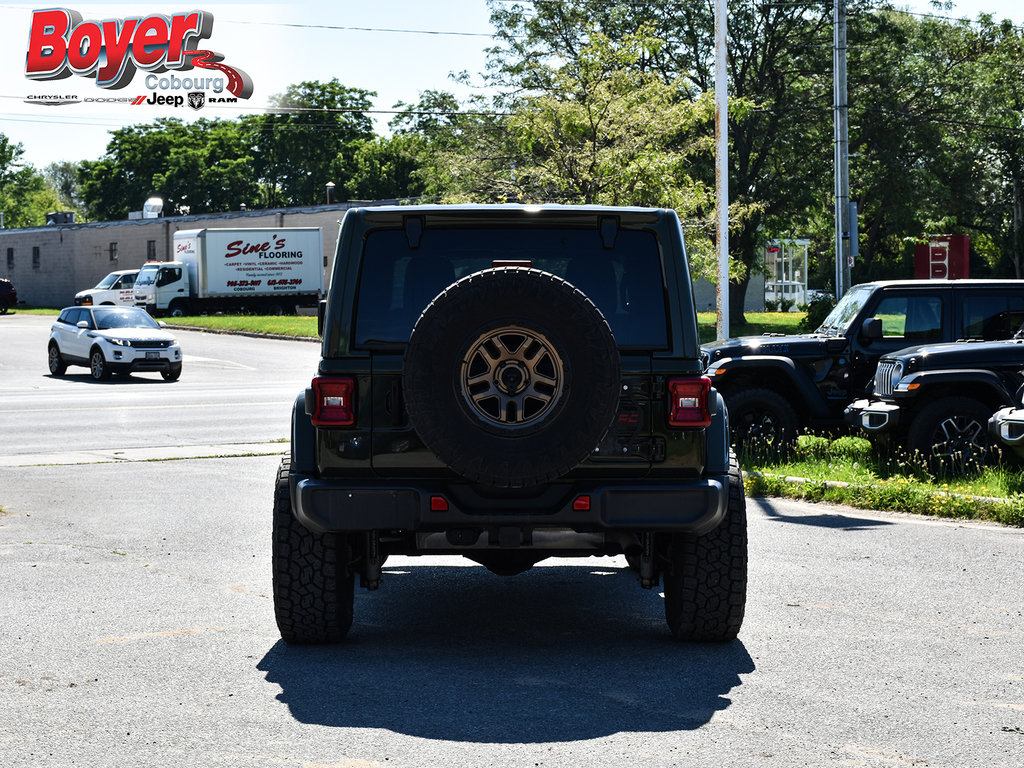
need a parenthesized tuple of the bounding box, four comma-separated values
(404, 267, 620, 488)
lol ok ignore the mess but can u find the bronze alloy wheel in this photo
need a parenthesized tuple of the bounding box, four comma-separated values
(460, 325, 564, 429)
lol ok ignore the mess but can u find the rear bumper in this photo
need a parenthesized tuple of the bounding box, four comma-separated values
(291, 474, 728, 537)
(845, 398, 902, 433)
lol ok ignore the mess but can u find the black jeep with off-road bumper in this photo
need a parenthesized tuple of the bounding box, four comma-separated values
(275, 205, 746, 643)
(845, 336, 1024, 473)
(704, 280, 1024, 453)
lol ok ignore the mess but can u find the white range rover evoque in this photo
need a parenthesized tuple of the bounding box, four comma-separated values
(48, 305, 183, 381)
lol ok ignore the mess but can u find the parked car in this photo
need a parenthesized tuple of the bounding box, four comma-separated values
(704, 279, 1024, 453)
(276, 204, 746, 644)
(0, 278, 16, 313)
(74, 269, 139, 306)
(47, 305, 182, 381)
(845, 335, 1024, 474)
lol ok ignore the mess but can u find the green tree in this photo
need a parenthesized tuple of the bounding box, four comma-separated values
(43, 160, 87, 217)
(0, 133, 63, 227)
(389, 89, 500, 202)
(505, 30, 713, 209)
(969, 17, 1024, 278)
(79, 118, 256, 219)
(251, 79, 375, 207)
(345, 133, 427, 201)
(152, 119, 258, 214)
(846, 10, 995, 281)
(486, 0, 834, 323)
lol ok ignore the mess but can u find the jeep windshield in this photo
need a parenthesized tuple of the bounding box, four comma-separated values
(354, 227, 669, 348)
(817, 284, 874, 336)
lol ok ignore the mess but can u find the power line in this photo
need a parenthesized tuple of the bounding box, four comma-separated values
(224, 19, 501, 38)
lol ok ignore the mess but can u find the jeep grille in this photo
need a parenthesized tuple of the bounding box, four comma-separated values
(874, 361, 901, 397)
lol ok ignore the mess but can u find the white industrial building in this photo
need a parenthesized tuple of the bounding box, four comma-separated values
(1, 204, 763, 311)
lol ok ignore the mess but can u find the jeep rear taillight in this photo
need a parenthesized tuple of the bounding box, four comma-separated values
(311, 376, 356, 426)
(667, 377, 712, 428)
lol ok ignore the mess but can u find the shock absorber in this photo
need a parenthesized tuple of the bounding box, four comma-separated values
(363, 531, 382, 590)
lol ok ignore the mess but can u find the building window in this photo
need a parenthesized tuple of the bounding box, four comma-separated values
(32, 246, 40, 269)
(5, 248, 12, 270)
(109, 242, 118, 261)
(146, 240, 156, 260)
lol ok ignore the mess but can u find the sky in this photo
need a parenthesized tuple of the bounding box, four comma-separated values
(0, 0, 496, 169)
(0, 0, 1022, 172)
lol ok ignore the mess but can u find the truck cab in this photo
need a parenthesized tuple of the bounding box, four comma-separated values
(134, 261, 188, 316)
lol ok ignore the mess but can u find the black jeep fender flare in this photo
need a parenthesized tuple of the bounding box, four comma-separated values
(706, 356, 831, 419)
(895, 369, 1016, 409)
(705, 388, 732, 475)
(290, 392, 317, 476)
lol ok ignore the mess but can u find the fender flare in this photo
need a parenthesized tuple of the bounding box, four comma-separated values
(898, 369, 1016, 408)
(290, 392, 317, 475)
(707, 356, 830, 419)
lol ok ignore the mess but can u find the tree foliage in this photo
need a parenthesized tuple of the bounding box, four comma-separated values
(485, 0, 833, 322)
(251, 79, 375, 207)
(44, 14, 1024, 303)
(79, 118, 256, 218)
(0, 134, 63, 227)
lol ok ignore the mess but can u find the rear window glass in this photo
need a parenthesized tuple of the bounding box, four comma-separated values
(353, 227, 669, 348)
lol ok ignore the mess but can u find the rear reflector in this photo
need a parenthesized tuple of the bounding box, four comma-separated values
(572, 495, 591, 511)
(668, 377, 712, 428)
(310, 376, 355, 426)
(430, 496, 449, 512)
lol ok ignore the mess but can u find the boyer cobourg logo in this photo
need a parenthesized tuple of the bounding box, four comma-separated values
(24, 8, 252, 108)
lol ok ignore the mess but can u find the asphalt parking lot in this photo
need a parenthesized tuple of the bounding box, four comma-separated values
(1, 314, 1021, 767)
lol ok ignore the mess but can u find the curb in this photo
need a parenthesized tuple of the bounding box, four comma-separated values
(167, 324, 320, 343)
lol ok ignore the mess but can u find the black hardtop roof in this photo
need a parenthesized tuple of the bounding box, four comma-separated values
(855, 279, 1024, 289)
(346, 203, 673, 227)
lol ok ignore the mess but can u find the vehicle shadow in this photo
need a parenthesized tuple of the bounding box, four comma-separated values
(258, 563, 754, 743)
(751, 496, 893, 530)
(46, 372, 170, 384)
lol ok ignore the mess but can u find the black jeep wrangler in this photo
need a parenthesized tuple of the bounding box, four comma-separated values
(846, 335, 1024, 473)
(704, 280, 1024, 452)
(274, 205, 746, 643)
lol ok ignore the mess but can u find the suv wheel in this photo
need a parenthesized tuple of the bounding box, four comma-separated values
(48, 343, 67, 376)
(89, 348, 111, 381)
(403, 267, 620, 488)
(726, 388, 797, 459)
(907, 396, 994, 476)
(663, 451, 747, 641)
(161, 363, 182, 381)
(272, 458, 354, 644)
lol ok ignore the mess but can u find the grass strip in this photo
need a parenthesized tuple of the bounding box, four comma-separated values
(745, 472, 1024, 527)
(162, 315, 319, 338)
(743, 435, 1024, 526)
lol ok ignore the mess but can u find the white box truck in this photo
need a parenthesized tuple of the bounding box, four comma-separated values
(134, 228, 324, 316)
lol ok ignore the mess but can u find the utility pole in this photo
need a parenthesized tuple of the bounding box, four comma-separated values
(833, 0, 852, 300)
(715, 0, 730, 341)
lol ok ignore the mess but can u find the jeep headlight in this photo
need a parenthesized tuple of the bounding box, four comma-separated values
(109, 338, 130, 347)
(890, 360, 904, 388)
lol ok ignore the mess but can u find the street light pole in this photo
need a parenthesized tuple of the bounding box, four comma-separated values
(715, 0, 730, 341)
(834, 0, 852, 300)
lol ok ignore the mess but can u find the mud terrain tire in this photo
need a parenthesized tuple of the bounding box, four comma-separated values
(403, 267, 620, 488)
